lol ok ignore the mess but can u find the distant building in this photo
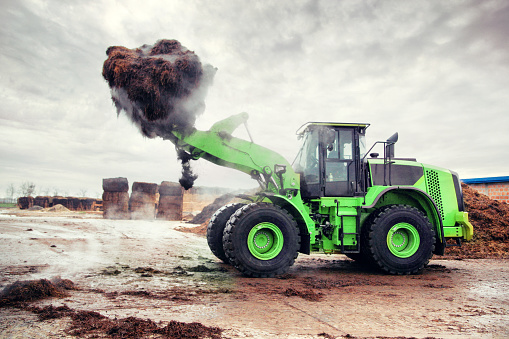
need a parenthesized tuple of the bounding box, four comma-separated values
(462, 176, 509, 204)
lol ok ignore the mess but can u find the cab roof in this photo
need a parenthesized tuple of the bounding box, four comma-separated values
(296, 122, 370, 135)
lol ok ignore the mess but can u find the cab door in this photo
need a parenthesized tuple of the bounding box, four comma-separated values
(323, 128, 356, 197)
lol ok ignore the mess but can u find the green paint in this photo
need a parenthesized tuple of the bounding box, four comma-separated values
(386, 222, 420, 258)
(168, 112, 472, 268)
(247, 222, 284, 260)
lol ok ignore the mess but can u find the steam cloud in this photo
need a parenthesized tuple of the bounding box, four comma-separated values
(102, 39, 216, 189)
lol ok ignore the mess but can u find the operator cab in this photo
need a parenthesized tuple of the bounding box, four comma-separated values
(293, 122, 369, 198)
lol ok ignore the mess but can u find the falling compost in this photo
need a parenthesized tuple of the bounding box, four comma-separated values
(102, 39, 216, 189)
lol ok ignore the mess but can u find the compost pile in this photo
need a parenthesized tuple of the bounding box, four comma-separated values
(30, 305, 223, 339)
(102, 39, 216, 189)
(1, 278, 223, 338)
(188, 193, 235, 225)
(444, 184, 509, 258)
(0, 278, 75, 307)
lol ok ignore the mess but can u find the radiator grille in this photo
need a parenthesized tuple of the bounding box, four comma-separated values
(425, 169, 444, 220)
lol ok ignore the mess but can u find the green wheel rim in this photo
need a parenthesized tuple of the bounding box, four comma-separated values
(386, 222, 420, 258)
(247, 222, 284, 260)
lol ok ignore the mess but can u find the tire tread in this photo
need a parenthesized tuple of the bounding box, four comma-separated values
(223, 202, 300, 278)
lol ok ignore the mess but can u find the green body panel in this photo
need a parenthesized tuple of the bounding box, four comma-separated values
(168, 113, 472, 257)
(449, 212, 473, 240)
(310, 197, 360, 252)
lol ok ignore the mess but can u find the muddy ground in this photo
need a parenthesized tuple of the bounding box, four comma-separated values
(0, 209, 508, 338)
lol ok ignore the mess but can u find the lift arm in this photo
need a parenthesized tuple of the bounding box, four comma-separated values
(169, 113, 300, 194)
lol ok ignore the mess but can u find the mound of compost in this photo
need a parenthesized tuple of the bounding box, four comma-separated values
(29, 305, 223, 339)
(0, 278, 75, 307)
(188, 193, 234, 225)
(44, 204, 70, 212)
(444, 184, 509, 258)
(282, 287, 323, 302)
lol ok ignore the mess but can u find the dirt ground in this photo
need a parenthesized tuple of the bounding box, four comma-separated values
(0, 209, 508, 338)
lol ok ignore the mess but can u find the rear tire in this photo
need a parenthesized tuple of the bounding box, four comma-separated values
(223, 203, 300, 277)
(366, 205, 435, 274)
(207, 203, 245, 263)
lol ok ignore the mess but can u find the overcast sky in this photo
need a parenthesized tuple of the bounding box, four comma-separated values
(1, 0, 508, 198)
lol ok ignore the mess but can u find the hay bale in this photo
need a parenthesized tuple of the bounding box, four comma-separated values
(80, 198, 98, 211)
(132, 182, 158, 195)
(157, 195, 183, 220)
(103, 177, 129, 192)
(92, 199, 103, 211)
(53, 197, 71, 209)
(102, 191, 129, 219)
(34, 196, 50, 208)
(158, 181, 183, 196)
(17, 196, 34, 210)
(129, 191, 157, 205)
(157, 181, 183, 220)
(103, 178, 130, 218)
(70, 198, 82, 211)
(129, 183, 158, 220)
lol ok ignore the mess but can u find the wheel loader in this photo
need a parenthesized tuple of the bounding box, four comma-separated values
(169, 112, 473, 277)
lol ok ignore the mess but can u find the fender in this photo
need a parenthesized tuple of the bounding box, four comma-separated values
(362, 186, 445, 246)
(260, 192, 315, 255)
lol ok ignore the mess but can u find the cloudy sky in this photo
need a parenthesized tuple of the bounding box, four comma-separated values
(1, 0, 508, 198)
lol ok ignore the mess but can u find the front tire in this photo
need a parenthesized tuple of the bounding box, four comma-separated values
(367, 205, 435, 275)
(207, 203, 245, 263)
(223, 203, 300, 277)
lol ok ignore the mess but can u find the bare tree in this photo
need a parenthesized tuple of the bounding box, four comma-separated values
(78, 188, 88, 197)
(53, 187, 60, 196)
(19, 182, 36, 197)
(6, 183, 16, 200)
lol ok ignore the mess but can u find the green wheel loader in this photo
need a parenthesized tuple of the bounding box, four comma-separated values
(170, 112, 473, 277)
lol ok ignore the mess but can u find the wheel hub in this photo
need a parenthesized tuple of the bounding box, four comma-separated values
(390, 231, 407, 248)
(253, 231, 271, 249)
(386, 222, 420, 258)
(247, 222, 284, 260)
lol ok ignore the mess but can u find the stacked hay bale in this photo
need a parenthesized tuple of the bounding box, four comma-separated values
(129, 182, 158, 220)
(17, 196, 102, 211)
(102, 177, 129, 219)
(17, 196, 34, 209)
(83, 198, 102, 211)
(52, 197, 72, 210)
(34, 196, 50, 208)
(157, 181, 183, 220)
(70, 198, 82, 211)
